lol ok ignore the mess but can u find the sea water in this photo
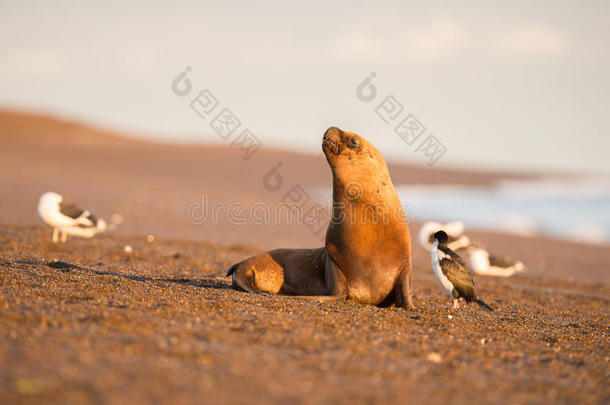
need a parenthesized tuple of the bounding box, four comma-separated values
(395, 177, 610, 245)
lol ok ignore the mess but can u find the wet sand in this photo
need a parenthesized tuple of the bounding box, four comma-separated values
(0, 110, 608, 404)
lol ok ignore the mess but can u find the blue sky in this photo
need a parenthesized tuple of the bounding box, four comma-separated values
(1, 0, 609, 173)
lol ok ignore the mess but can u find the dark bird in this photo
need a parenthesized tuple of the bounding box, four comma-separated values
(430, 230, 494, 311)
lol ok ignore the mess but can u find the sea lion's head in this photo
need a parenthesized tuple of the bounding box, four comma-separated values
(322, 127, 391, 196)
(322, 126, 387, 169)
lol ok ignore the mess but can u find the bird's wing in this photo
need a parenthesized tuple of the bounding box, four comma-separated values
(488, 253, 517, 268)
(77, 213, 99, 228)
(440, 256, 476, 301)
(59, 201, 96, 227)
(440, 246, 467, 267)
(59, 201, 84, 219)
(85, 213, 98, 226)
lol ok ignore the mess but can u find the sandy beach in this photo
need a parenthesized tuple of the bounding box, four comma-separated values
(1, 110, 608, 404)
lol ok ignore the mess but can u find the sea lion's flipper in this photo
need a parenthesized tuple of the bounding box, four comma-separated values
(229, 264, 263, 294)
(407, 271, 414, 309)
(324, 252, 348, 297)
(229, 258, 345, 300)
(226, 263, 238, 277)
(395, 262, 415, 309)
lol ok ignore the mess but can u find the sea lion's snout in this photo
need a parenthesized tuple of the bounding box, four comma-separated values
(323, 126, 343, 156)
(324, 126, 343, 140)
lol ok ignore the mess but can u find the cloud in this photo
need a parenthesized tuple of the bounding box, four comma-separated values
(406, 20, 468, 61)
(0, 49, 71, 76)
(123, 47, 160, 72)
(493, 24, 566, 58)
(330, 20, 568, 63)
(330, 19, 469, 63)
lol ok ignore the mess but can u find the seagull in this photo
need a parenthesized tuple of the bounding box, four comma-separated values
(466, 243, 525, 277)
(418, 221, 471, 251)
(430, 230, 494, 311)
(37, 191, 107, 243)
(419, 221, 525, 277)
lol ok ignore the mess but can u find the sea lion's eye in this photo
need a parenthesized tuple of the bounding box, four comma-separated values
(347, 137, 360, 151)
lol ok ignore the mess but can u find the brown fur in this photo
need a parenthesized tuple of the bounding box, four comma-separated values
(227, 127, 414, 308)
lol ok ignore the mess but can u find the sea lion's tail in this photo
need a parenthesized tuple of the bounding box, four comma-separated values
(226, 263, 266, 295)
(226, 263, 238, 277)
(475, 299, 494, 312)
(225, 262, 248, 290)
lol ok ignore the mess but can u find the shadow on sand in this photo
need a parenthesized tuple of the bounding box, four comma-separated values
(10, 259, 232, 291)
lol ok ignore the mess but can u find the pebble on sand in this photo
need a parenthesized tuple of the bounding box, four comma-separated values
(426, 352, 443, 363)
(111, 214, 124, 225)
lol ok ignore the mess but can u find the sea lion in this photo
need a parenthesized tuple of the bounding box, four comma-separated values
(227, 127, 414, 308)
